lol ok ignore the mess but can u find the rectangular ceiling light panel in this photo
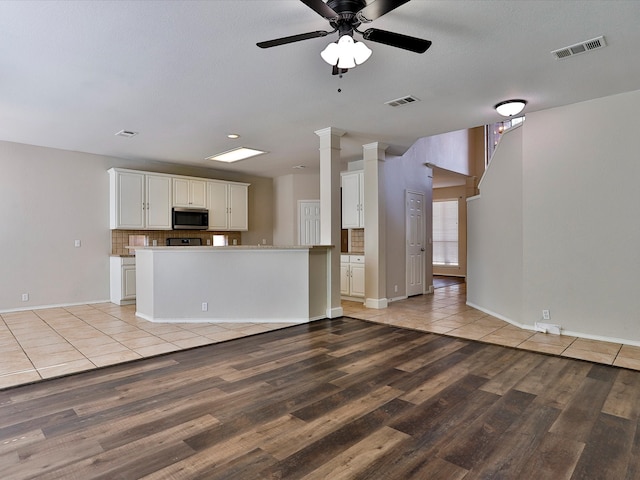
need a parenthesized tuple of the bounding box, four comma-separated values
(206, 147, 267, 163)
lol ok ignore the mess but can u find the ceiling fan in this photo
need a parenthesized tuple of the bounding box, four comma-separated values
(257, 0, 432, 74)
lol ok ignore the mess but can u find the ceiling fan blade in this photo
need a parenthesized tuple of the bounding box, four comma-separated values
(300, 0, 340, 20)
(362, 28, 432, 53)
(357, 0, 411, 22)
(257, 30, 329, 49)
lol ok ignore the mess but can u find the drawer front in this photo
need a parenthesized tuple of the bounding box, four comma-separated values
(350, 255, 365, 264)
(341, 255, 351, 263)
(121, 256, 136, 266)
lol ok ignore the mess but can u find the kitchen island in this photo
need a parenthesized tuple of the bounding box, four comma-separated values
(135, 245, 332, 323)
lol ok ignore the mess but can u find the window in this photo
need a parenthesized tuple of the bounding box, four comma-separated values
(433, 200, 459, 266)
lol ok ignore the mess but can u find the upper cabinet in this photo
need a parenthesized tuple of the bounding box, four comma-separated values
(109, 168, 249, 231)
(109, 169, 172, 230)
(341, 171, 364, 229)
(207, 180, 249, 231)
(173, 178, 206, 208)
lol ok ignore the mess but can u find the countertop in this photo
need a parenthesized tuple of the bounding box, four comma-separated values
(130, 245, 333, 251)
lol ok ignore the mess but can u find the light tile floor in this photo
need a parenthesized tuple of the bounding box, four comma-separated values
(0, 303, 297, 389)
(343, 282, 640, 372)
(2, 282, 640, 390)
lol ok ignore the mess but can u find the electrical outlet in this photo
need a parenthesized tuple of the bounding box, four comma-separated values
(394, 285, 398, 293)
(542, 309, 550, 320)
(21, 293, 29, 302)
(74, 239, 81, 247)
(201, 302, 208, 312)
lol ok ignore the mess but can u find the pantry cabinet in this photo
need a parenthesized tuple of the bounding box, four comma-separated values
(341, 171, 364, 228)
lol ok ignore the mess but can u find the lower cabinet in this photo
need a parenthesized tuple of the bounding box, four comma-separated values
(340, 254, 365, 298)
(110, 256, 136, 305)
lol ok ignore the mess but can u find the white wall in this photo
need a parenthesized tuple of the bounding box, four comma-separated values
(0, 140, 273, 312)
(382, 152, 433, 300)
(468, 88, 640, 344)
(272, 173, 320, 246)
(467, 125, 523, 324)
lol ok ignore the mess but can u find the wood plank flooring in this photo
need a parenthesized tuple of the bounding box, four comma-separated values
(1, 317, 639, 479)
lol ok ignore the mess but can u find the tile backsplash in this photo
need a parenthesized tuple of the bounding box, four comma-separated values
(111, 230, 242, 255)
(350, 228, 364, 253)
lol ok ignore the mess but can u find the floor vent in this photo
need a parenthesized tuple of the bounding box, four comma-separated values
(551, 35, 606, 60)
(385, 95, 420, 107)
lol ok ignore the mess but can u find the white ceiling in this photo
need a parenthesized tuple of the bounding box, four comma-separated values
(1, 0, 639, 178)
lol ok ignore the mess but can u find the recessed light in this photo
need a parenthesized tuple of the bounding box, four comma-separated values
(206, 147, 267, 163)
(227, 133, 240, 139)
(115, 129, 138, 138)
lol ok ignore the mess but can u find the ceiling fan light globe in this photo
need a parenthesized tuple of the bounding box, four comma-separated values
(353, 41, 372, 65)
(337, 55, 356, 69)
(321, 42, 340, 65)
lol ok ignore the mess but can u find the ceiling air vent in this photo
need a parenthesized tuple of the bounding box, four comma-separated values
(551, 35, 606, 60)
(115, 129, 138, 138)
(385, 95, 420, 107)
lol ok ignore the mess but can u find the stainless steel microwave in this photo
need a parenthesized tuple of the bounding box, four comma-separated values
(172, 207, 209, 230)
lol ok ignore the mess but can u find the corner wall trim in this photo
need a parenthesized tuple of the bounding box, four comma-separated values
(365, 298, 388, 309)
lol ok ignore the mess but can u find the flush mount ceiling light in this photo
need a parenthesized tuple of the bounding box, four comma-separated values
(321, 34, 372, 69)
(494, 99, 527, 117)
(227, 133, 240, 139)
(206, 147, 267, 163)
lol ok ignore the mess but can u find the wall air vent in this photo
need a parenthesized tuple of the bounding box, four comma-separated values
(551, 35, 606, 60)
(385, 95, 420, 107)
(115, 129, 138, 138)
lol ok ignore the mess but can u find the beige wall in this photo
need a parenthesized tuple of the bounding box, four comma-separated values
(468, 88, 640, 344)
(0, 140, 273, 311)
(273, 173, 320, 246)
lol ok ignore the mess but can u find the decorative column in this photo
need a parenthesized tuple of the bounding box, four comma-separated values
(363, 142, 388, 308)
(315, 127, 345, 318)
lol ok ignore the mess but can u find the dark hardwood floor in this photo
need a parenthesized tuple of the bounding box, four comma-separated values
(1, 317, 639, 479)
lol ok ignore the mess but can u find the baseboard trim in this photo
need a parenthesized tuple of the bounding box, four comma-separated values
(327, 306, 344, 319)
(0, 299, 111, 314)
(466, 301, 640, 348)
(135, 312, 310, 324)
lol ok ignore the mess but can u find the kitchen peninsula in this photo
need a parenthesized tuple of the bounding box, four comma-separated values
(135, 245, 332, 323)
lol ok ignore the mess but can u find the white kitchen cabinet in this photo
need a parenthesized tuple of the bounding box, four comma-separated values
(110, 256, 136, 305)
(173, 178, 206, 208)
(341, 171, 364, 228)
(109, 168, 172, 230)
(340, 256, 350, 296)
(146, 174, 173, 229)
(340, 254, 365, 298)
(207, 180, 249, 231)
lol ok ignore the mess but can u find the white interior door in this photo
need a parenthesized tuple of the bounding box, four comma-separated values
(406, 191, 425, 296)
(299, 201, 321, 245)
